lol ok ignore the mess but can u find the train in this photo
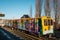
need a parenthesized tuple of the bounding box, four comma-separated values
(3, 16, 53, 36)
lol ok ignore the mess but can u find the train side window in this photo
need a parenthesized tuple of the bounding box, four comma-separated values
(44, 20, 47, 26)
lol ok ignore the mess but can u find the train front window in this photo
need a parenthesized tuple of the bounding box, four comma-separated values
(48, 20, 53, 26)
(44, 19, 47, 26)
(44, 19, 53, 26)
(48, 20, 50, 26)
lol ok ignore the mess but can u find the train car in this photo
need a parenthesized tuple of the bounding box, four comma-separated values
(19, 16, 53, 36)
(9, 16, 53, 36)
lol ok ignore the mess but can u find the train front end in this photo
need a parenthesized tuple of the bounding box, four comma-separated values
(41, 16, 53, 35)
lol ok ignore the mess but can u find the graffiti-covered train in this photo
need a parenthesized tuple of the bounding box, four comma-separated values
(4, 16, 53, 35)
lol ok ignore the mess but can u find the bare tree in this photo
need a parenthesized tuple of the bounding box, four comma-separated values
(54, 0, 59, 29)
(35, 0, 41, 17)
(30, 5, 32, 18)
(45, 0, 50, 16)
(57, 0, 60, 22)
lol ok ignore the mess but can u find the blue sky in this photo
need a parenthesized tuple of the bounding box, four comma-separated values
(0, 0, 36, 19)
(0, 0, 54, 19)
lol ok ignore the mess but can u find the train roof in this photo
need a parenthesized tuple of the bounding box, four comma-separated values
(3, 16, 53, 21)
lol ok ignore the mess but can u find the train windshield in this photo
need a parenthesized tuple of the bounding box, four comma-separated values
(48, 20, 53, 26)
(44, 19, 53, 26)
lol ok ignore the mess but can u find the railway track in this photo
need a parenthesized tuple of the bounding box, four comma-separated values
(2, 27, 39, 40)
(1, 27, 58, 40)
(12, 30, 57, 40)
(0, 27, 24, 40)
